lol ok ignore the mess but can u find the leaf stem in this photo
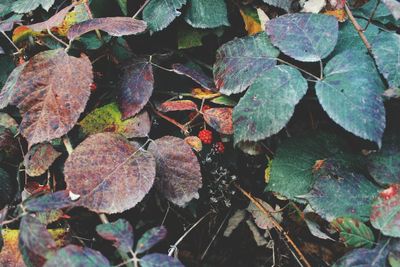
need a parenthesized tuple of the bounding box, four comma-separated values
(276, 58, 320, 81)
(0, 30, 21, 54)
(132, 0, 151, 19)
(150, 103, 189, 135)
(47, 28, 69, 48)
(363, 0, 381, 31)
(344, 3, 372, 54)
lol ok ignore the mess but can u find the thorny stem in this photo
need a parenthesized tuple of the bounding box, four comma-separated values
(234, 183, 311, 267)
(276, 58, 320, 81)
(1, 30, 21, 54)
(132, 0, 151, 19)
(344, 4, 372, 54)
(168, 211, 211, 257)
(363, 0, 381, 31)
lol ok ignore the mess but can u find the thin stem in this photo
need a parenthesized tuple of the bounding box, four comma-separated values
(47, 28, 68, 48)
(168, 211, 211, 257)
(234, 183, 311, 267)
(132, 0, 151, 19)
(319, 60, 324, 79)
(150, 103, 189, 135)
(1, 31, 21, 53)
(344, 4, 372, 54)
(276, 58, 320, 81)
(150, 62, 174, 72)
(363, 0, 380, 31)
(63, 135, 74, 154)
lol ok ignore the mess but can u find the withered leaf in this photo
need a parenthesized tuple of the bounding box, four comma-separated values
(203, 108, 233, 135)
(157, 100, 198, 112)
(118, 57, 154, 119)
(148, 136, 202, 206)
(64, 133, 156, 214)
(0, 49, 93, 146)
(24, 143, 61, 177)
(67, 17, 147, 40)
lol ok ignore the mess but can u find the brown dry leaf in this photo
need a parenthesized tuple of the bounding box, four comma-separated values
(64, 133, 156, 214)
(24, 143, 61, 176)
(157, 100, 198, 113)
(247, 197, 282, 230)
(67, 17, 147, 40)
(203, 108, 233, 135)
(191, 87, 220, 99)
(148, 136, 202, 206)
(184, 136, 203, 152)
(0, 49, 93, 147)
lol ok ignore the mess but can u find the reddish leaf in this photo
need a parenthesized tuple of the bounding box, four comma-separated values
(157, 100, 197, 112)
(96, 219, 134, 253)
(64, 133, 156, 214)
(0, 49, 93, 146)
(23, 190, 75, 212)
(135, 226, 167, 254)
(203, 108, 233, 135)
(67, 17, 147, 40)
(28, 3, 75, 32)
(148, 136, 202, 206)
(43, 245, 110, 267)
(0, 14, 23, 32)
(24, 143, 61, 176)
(118, 57, 154, 119)
(172, 63, 216, 91)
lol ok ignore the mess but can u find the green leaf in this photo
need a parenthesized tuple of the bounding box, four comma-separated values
(143, 0, 187, 32)
(266, 13, 338, 62)
(184, 0, 230, 29)
(210, 95, 237, 106)
(233, 65, 307, 144)
(12, 0, 55, 13)
(96, 219, 134, 253)
(116, 0, 127, 15)
(213, 32, 279, 95)
(367, 133, 400, 185)
(302, 159, 380, 222)
(353, 0, 399, 26)
(372, 32, 400, 89)
(331, 218, 375, 248)
(333, 18, 379, 55)
(177, 23, 209, 49)
(79, 102, 151, 138)
(316, 50, 386, 147)
(267, 131, 360, 202)
(0, 0, 14, 17)
(135, 226, 167, 254)
(371, 184, 400, 237)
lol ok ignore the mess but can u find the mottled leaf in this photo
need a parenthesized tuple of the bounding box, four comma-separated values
(0, 113, 18, 134)
(316, 50, 386, 147)
(184, 0, 229, 29)
(301, 159, 379, 222)
(64, 133, 156, 214)
(266, 13, 338, 62)
(372, 32, 400, 89)
(0, 168, 14, 208)
(367, 134, 400, 185)
(136, 226, 167, 254)
(96, 219, 133, 253)
(67, 17, 147, 40)
(43, 245, 110, 267)
(23, 190, 75, 212)
(371, 184, 400, 237)
(191, 87, 220, 99)
(0, 229, 25, 267)
(267, 131, 363, 202)
(247, 197, 282, 230)
(148, 136, 202, 206)
(0, 126, 20, 163)
(157, 100, 197, 112)
(240, 7, 262, 35)
(213, 32, 279, 95)
(12, 0, 55, 13)
(262, 0, 294, 12)
(24, 143, 61, 177)
(28, 4, 75, 32)
(141, 253, 184, 267)
(382, 0, 400, 19)
(203, 107, 233, 135)
(0, 49, 93, 146)
(172, 63, 216, 91)
(79, 103, 151, 138)
(233, 65, 307, 144)
(331, 217, 375, 248)
(19, 215, 57, 266)
(118, 57, 154, 119)
(143, 0, 187, 32)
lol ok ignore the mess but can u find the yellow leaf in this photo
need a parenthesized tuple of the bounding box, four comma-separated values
(184, 136, 203, 152)
(324, 9, 347, 22)
(12, 26, 34, 43)
(191, 88, 221, 99)
(240, 8, 262, 35)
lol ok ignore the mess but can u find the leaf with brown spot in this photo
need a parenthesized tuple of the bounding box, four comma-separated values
(0, 49, 93, 146)
(24, 143, 61, 176)
(203, 108, 233, 135)
(64, 133, 156, 214)
(148, 136, 202, 206)
(157, 100, 197, 113)
(0, 112, 18, 134)
(67, 17, 147, 40)
(118, 57, 154, 120)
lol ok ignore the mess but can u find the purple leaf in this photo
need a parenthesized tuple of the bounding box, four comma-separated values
(43, 245, 110, 267)
(141, 253, 184, 267)
(172, 63, 216, 91)
(23, 190, 76, 212)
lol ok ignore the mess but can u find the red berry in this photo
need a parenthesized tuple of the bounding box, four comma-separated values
(90, 83, 97, 92)
(213, 142, 225, 154)
(198, 129, 213, 144)
(202, 104, 211, 112)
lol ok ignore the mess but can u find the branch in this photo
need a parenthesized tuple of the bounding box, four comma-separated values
(344, 4, 372, 54)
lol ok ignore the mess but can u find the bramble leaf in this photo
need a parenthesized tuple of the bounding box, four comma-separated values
(135, 226, 167, 254)
(96, 219, 134, 253)
(143, 0, 187, 32)
(331, 217, 375, 248)
(23, 190, 75, 212)
(43, 245, 110, 267)
(24, 143, 61, 177)
(184, 0, 230, 29)
(12, 0, 55, 13)
(203, 107, 233, 135)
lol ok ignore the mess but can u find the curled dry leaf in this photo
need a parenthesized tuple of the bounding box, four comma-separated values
(0, 49, 93, 147)
(24, 143, 61, 176)
(118, 57, 154, 119)
(203, 108, 233, 135)
(64, 133, 156, 214)
(148, 136, 202, 206)
(157, 100, 198, 113)
(67, 17, 147, 40)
